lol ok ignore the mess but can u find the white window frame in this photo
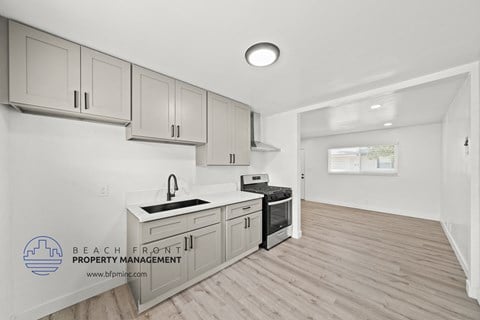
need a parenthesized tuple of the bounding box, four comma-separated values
(327, 144, 399, 176)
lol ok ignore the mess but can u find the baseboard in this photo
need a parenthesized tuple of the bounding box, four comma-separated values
(441, 221, 469, 278)
(14, 277, 126, 320)
(466, 279, 480, 301)
(292, 230, 302, 239)
(305, 198, 440, 221)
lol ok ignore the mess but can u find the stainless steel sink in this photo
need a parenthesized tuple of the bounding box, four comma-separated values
(141, 199, 209, 214)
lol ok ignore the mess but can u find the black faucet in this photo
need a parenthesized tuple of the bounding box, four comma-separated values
(167, 174, 179, 201)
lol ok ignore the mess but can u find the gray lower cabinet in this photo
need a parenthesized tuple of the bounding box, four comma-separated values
(245, 211, 262, 249)
(140, 224, 221, 303)
(226, 211, 262, 260)
(140, 234, 188, 303)
(187, 224, 222, 279)
(128, 200, 261, 312)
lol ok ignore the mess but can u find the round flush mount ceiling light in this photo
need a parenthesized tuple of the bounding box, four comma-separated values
(245, 42, 280, 67)
(370, 104, 382, 109)
(384, 122, 393, 127)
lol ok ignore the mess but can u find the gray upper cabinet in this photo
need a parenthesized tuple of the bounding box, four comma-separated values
(8, 21, 131, 124)
(175, 80, 207, 144)
(205, 93, 233, 165)
(128, 65, 175, 140)
(127, 67, 207, 144)
(196, 92, 251, 166)
(80, 47, 131, 121)
(9, 21, 81, 112)
(232, 102, 251, 165)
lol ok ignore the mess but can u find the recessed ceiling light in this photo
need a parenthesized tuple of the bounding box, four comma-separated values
(384, 122, 393, 127)
(370, 104, 382, 109)
(245, 42, 280, 67)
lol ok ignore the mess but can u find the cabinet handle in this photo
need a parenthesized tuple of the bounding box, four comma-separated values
(244, 218, 247, 229)
(184, 236, 187, 251)
(248, 217, 251, 228)
(84, 92, 89, 109)
(177, 125, 180, 138)
(233, 154, 236, 164)
(229, 154, 232, 164)
(171, 125, 175, 138)
(190, 235, 193, 249)
(242, 206, 251, 210)
(74, 90, 78, 108)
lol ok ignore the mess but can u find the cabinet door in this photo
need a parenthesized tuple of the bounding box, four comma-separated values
(175, 81, 206, 143)
(207, 93, 234, 165)
(9, 21, 80, 112)
(246, 212, 262, 249)
(232, 102, 251, 165)
(140, 234, 188, 303)
(226, 216, 247, 260)
(187, 224, 221, 279)
(131, 65, 175, 139)
(80, 47, 131, 120)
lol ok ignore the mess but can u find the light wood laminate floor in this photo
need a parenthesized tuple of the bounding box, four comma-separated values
(42, 201, 480, 320)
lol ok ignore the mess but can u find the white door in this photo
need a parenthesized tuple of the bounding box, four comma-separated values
(300, 149, 305, 200)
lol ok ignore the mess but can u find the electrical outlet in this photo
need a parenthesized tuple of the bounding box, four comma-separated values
(99, 185, 110, 197)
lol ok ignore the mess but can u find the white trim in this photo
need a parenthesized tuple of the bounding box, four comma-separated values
(15, 277, 125, 320)
(441, 222, 469, 277)
(468, 62, 480, 303)
(292, 230, 302, 239)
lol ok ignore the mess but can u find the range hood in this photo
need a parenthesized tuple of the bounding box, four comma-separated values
(250, 112, 280, 152)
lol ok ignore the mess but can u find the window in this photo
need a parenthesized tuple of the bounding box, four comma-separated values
(328, 144, 398, 175)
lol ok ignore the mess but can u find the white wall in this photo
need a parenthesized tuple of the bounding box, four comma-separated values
(7, 110, 263, 319)
(0, 106, 12, 320)
(262, 112, 302, 238)
(441, 78, 471, 276)
(301, 123, 443, 220)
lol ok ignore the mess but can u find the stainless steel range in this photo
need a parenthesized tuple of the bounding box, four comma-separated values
(241, 174, 292, 249)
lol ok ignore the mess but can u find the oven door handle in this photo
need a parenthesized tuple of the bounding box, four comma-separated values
(268, 197, 292, 206)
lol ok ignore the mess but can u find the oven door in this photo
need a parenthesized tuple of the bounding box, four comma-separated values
(267, 197, 292, 235)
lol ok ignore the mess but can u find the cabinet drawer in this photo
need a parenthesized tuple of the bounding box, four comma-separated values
(186, 208, 221, 230)
(226, 199, 262, 220)
(141, 215, 187, 244)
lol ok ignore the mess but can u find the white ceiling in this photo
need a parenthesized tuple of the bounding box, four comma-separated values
(300, 75, 467, 138)
(0, 1, 479, 114)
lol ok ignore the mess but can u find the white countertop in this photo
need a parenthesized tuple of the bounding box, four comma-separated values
(127, 190, 264, 222)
